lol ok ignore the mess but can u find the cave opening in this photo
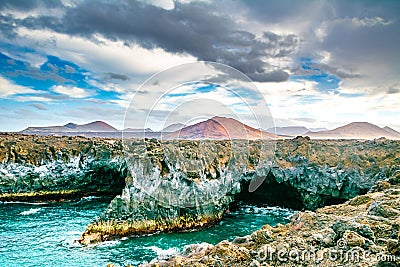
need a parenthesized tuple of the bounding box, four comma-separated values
(230, 171, 305, 211)
(84, 163, 127, 198)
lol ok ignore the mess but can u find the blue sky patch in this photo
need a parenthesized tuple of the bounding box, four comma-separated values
(292, 57, 341, 93)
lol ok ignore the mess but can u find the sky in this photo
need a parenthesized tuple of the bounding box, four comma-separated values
(0, 0, 399, 132)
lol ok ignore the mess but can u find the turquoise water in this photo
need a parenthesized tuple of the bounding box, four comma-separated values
(0, 197, 293, 267)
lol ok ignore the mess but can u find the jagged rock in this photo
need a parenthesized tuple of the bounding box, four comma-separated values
(80, 138, 400, 244)
(144, 183, 400, 266)
(182, 243, 213, 258)
(312, 228, 336, 247)
(342, 230, 366, 247)
(386, 239, 400, 255)
(1, 134, 399, 251)
(349, 195, 373, 206)
(232, 235, 252, 245)
(0, 134, 126, 201)
(368, 201, 400, 218)
(331, 219, 375, 240)
(388, 171, 400, 185)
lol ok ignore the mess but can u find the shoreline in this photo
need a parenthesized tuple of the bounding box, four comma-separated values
(0, 190, 118, 202)
(140, 177, 400, 266)
(1, 134, 399, 251)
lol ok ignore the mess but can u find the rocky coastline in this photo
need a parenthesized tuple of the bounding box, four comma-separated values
(1, 133, 399, 258)
(0, 133, 127, 202)
(139, 175, 400, 266)
(80, 137, 399, 244)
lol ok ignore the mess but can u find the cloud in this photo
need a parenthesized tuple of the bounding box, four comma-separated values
(64, 65, 75, 73)
(14, 95, 53, 102)
(52, 85, 92, 98)
(12, 27, 196, 76)
(351, 17, 392, 27)
(0, 75, 36, 97)
(0, 0, 399, 131)
(257, 78, 400, 130)
(107, 72, 129, 81)
(29, 103, 47, 110)
(0, 0, 301, 82)
(236, 0, 400, 96)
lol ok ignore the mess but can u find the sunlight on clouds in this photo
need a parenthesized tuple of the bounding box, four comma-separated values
(14, 96, 53, 102)
(0, 76, 37, 97)
(52, 85, 92, 98)
(0, 7, 64, 20)
(256, 79, 400, 129)
(110, 92, 136, 108)
(142, 0, 175, 10)
(15, 28, 197, 76)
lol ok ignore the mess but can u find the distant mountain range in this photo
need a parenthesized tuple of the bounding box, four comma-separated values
(265, 126, 329, 136)
(266, 126, 310, 136)
(161, 123, 186, 132)
(303, 122, 400, 140)
(124, 128, 153, 132)
(18, 118, 400, 140)
(22, 121, 118, 133)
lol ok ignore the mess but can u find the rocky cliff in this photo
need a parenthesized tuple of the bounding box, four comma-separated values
(140, 175, 400, 267)
(0, 133, 127, 201)
(0, 133, 398, 248)
(80, 137, 400, 244)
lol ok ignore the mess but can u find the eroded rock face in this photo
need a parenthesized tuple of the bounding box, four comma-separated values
(80, 138, 400, 244)
(0, 133, 127, 201)
(142, 179, 400, 267)
(1, 133, 398, 247)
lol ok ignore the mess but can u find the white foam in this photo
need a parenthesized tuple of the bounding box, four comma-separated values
(146, 245, 179, 260)
(80, 196, 101, 201)
(96, 240, 121, 247)
(19, 208, 41, 215)
(66, 230, 82, 235)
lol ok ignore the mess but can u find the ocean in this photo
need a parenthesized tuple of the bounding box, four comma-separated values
(0, 197, 293, 267)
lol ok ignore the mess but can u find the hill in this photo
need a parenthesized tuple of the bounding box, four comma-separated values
(383, 126, 400, 137)
(266, 126, 310, 136)
(165, 116, 277, 139)
(305, 122, 400, 140)
(21, 121, 118, 134)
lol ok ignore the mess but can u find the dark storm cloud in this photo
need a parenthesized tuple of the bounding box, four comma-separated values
(0, 0, 300, 82)
(241, 0, 400, 83)
(240, 0, 315, 22)
(248, 69, 289, 83)
(322, 19, 400, 66)
(0, 14, 19, 39)
(241, 0, 400, 26)
(1, 0, 398, 86)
